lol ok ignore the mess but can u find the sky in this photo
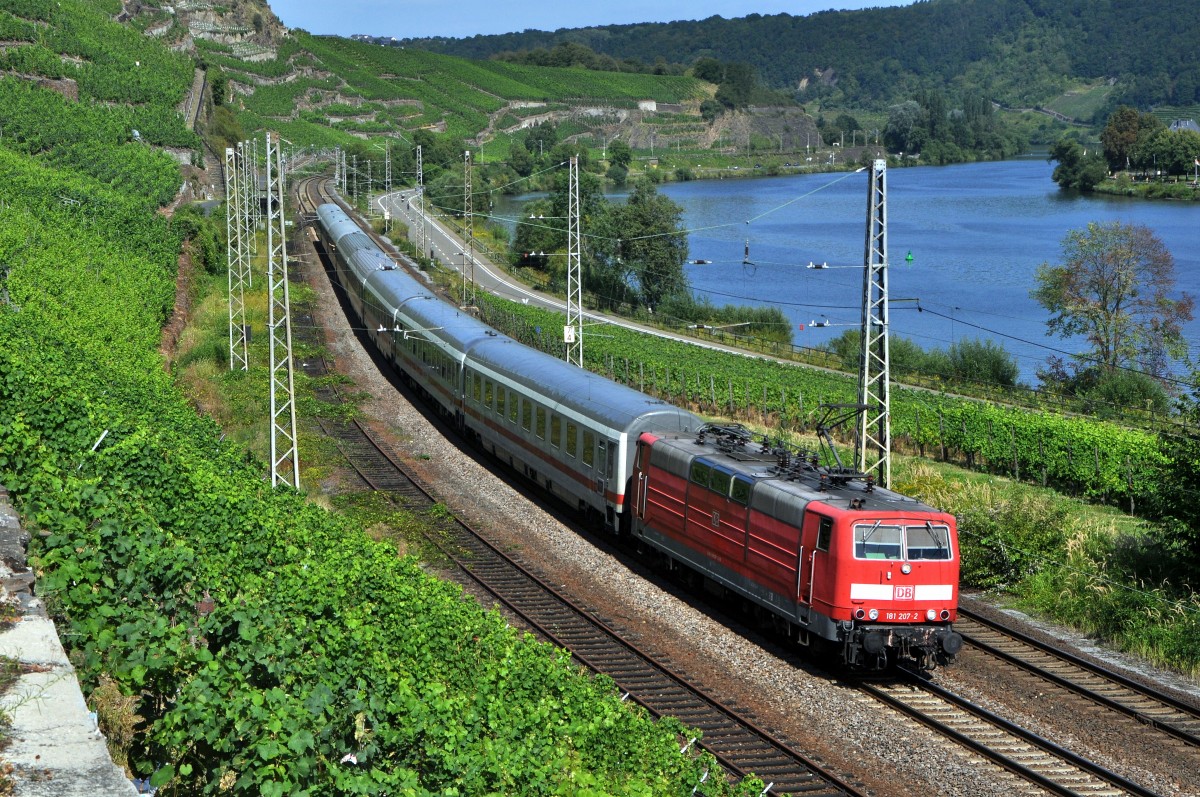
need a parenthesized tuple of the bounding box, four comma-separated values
(267, 0, 911, 40)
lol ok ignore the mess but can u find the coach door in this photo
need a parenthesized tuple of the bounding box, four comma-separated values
(798, 512, 832, 605)
(594, 438, 609, 499)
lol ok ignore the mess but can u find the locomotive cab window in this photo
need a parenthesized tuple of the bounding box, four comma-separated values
(708, 469, 732, 498)
(906, 523, 952, 560)
(854, 522, 903, 560)
(731, 476, 751, 505)
(816, 516, 832, 552)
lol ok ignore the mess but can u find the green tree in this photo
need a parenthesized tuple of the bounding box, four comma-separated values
(607, 180, 690, 311)
(1032, 221, 1194, 381)
(508, 141, 534, 176)
(1099, 105, 1161, 172)
(1047, 137, 1108, 190)
(932, 338, 1020, 387)
(524, 122, 557, 160)
(606, 139, 632, 169)
(1135, 127, 1200, 177)
(883, 100, 926, 154)
(699, 99, 723, 122)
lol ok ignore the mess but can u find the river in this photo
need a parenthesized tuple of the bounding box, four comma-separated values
(492, 157, 1200, 384)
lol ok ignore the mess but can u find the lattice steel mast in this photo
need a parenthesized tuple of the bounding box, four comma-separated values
(856, 159, 891, 487)
(462, 149, 474, 308)
(265, 132, 300, 489)
(415, 144, 426, 258)
(224, 146, 249, 371)
(384, 140, 392, 194)
(565, 155, 583, 366)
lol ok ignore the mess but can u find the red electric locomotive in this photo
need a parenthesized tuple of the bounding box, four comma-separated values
(630, 423, 963, 671)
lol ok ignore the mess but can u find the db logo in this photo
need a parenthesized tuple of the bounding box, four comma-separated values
(894, 585, 914, 600)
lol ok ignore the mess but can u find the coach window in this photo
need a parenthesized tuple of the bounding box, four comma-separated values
(522, 400, 532, 432)
(709, 469, 732, 498)
(508, 392, 519, 424)
(472, 372, 482, 402)
(731, 476, 751, 505)
(582, 431, 595, 467)
(566, 422, 578, 458)
(854, 521, 903, 560)
(816, 516, 833, 552)
(551, 415, 562, 449)
(484, 379, 494, 410)
(496, 387, 506, 419)
(689, 461, 711, 487)
(535, 407, 546, 440)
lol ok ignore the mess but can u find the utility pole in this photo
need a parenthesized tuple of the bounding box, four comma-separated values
(565, 155, 582, 366)
(224, 146, 249, 371)
(415, 144, 426, 259)
(265, 132, 300, 489)
(856, 159, 891, 487)
(239, 140, 256, 280)
(351, 154, 358, 207)
(384, 140, 392, 194)
(462, 149, 474, 308)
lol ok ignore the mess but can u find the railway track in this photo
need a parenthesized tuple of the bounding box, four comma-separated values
(291, 177, 867, 797)
(862, 675, 1161, 797)
(292, 174, 1184, 797)
(955, 607, 1200, 749)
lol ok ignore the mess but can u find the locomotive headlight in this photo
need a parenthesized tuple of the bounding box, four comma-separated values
(901, 563, 912, 574)
(926, 609, 937, 621)
(867, 608, 879, 621)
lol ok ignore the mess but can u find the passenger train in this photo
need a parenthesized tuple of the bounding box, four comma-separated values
(314, 201, 963, 670)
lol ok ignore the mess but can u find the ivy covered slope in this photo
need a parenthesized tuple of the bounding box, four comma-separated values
(0, 2, 738, 794)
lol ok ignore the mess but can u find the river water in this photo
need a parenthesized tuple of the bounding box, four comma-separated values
(492, 157, 1200, 383)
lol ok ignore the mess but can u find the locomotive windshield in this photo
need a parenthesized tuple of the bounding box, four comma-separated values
(907, 522, 952, 560)
(854, 522, 952, 561)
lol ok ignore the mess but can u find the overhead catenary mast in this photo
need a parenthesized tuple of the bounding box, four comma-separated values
(264, 131, 300, 489)
(415, 144, 426, 258)
(462, 149, 474, 308)
(224, 146, 249, 371)
(856, 159, 891, 487)
(565, 155, 583, 367)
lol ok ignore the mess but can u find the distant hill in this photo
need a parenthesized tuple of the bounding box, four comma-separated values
(398, 0, 1200, 118)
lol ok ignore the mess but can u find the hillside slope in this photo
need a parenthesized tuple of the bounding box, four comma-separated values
(399, 0, 1200, 116)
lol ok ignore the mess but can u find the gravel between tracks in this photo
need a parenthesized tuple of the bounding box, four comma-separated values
(304, 251, 1200, 797)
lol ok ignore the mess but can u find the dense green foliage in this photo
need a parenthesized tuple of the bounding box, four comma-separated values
(1146, 369, 1200, 572)
(824, 331, 1021, 389)
(403, 0, 1200, 116)
(883, 90, 1026, 161)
